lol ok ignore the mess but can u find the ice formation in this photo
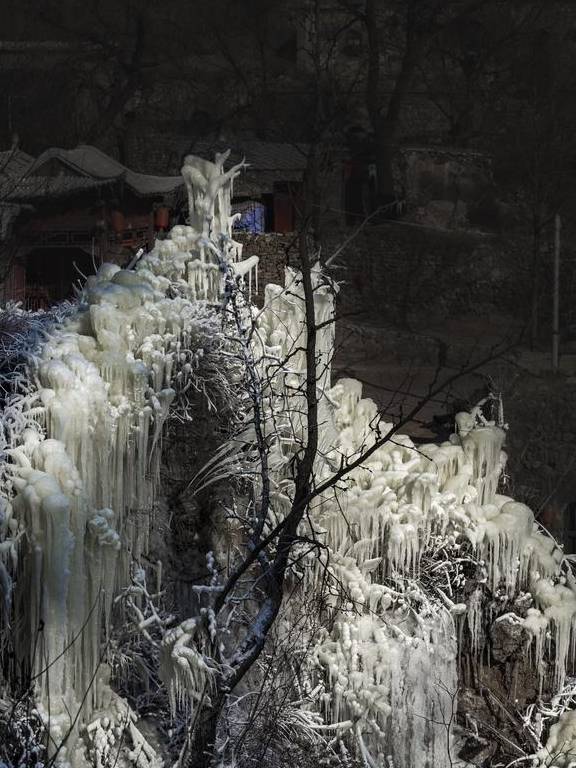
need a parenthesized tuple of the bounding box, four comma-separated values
(249, 266, 576, 766)
(539, 709, 576, 766)
(300, 376, 576, 765)
(0, 153, 256, 766)
(2, 149, 576, 768)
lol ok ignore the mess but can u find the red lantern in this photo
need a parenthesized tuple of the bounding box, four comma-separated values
(155, 206, 170, 230)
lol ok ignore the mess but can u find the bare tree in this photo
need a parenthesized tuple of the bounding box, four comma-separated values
(358, 0, 497, 210)
(161, 215, 517, 767)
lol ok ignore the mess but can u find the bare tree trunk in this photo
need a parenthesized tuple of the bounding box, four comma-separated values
(364, 0, 493, 212)
(181, 689, 225, 768)
(530, 219, 541, 349)
(552, 213, 561, 372)
(181, 225, 319, 767)
(364, 0, 418, 212)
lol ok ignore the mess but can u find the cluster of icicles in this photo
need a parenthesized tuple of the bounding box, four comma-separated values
(0, 153, 257, 767)
(1, 148, 573, 768)
(253, 279, 575, 767)
(317, 382, 576, 767)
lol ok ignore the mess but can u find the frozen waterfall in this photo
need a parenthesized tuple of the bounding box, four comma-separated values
(0, 151, 574, 768)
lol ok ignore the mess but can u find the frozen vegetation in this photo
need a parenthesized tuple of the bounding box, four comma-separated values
(0, 151, 575, 768)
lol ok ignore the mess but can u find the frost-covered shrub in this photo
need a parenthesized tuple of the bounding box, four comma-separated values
(0, 698, 46, 768)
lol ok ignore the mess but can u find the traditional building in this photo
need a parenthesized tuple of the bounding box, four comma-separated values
(0, 140, 316, 308)
(0, 146, 183, 308)
(127, 136, 311, 233)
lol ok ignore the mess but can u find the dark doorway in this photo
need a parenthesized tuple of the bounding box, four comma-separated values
(24, 247, 95, 308)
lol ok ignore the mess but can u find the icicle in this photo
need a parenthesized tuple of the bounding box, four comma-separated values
(4, 152, 262, 762)
(159, 618, 215, 716)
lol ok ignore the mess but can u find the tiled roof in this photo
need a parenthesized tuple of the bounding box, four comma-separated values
(187, 140, 308, 172)
(0, 175, 113, 200)
(44, 146, 184, 195)
(1, 145, 184, 201)
(1, 141, 308, 202)
(0, 148, 35, 180)
(184, 140, 307, 196)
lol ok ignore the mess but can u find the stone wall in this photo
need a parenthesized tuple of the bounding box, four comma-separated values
(235, 223, 533, 323)
(235, 221, 576, 339)
(504, 373, 576, 545)
(234, 232, 299, 303)
(326, 223, 533, 325)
